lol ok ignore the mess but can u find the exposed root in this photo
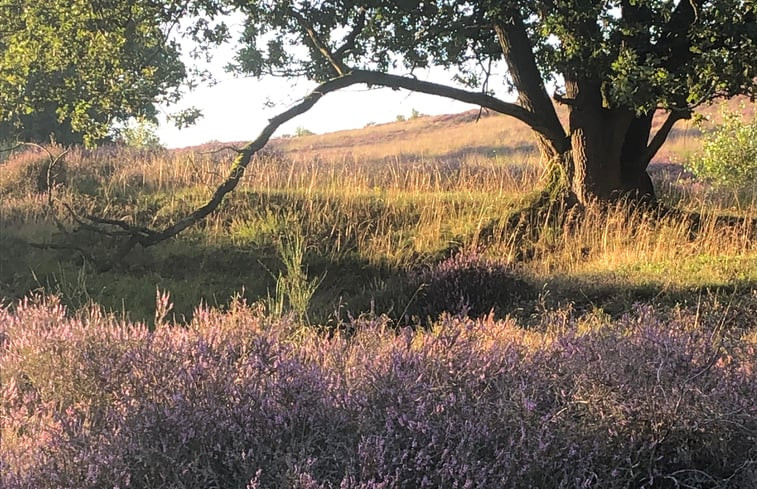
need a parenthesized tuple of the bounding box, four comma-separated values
(474, 185, 580, 255)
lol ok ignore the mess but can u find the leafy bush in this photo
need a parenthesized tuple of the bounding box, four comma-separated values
(408, 252, 534, 320)
(114, 119, 163, 150)
(3, 295, 754, 488)
(294, 126, 315, 137)
(687, 109, 757, 190)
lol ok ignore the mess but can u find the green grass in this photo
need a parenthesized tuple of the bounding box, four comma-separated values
(1, 107, 755, 324)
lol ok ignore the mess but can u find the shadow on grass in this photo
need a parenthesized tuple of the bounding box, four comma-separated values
(0, 226, 408, 325)
(439, 142, 537, 161)
(535, 273, 757, 329)
(2, 218, 754, 329)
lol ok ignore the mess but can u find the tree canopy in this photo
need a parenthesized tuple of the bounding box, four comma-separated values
(232, 1, 755, 108)
(0, 0, 227, 145)
(213, 0, 755, 203)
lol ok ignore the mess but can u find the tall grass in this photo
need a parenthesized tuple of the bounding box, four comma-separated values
(0, 106, 754, 319)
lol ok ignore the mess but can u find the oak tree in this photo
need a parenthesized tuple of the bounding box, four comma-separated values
(0, 0, 225, 145)
(223, 0, 756, 203)
(16, 1, 755, 252)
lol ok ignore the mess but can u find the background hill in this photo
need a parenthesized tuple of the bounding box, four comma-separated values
(1, 100, 755, 323)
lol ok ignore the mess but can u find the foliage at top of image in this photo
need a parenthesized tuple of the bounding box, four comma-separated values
(232, 0, 755, 107)
(687, 108, 757, 191)
(0, 0, 227, 146)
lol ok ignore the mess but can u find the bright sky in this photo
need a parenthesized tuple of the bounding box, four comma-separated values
(155, 21, 479, 149)
(156, 67, 473, 149)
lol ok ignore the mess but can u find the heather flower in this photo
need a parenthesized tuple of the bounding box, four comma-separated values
(1, 295, 755, 488)
(408, 251, 533, 321)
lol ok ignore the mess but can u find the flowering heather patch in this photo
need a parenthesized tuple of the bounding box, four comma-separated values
(408, 252, 534, 320)
(0, 145, 68, 197)
(1, 295, 755, 488)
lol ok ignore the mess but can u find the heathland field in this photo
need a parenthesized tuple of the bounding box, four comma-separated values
(1, 104, 756, 487)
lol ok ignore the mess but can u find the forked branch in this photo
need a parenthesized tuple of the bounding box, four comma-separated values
(639, 109, 691, 168)
(333, 7, 366, 61)
(291, 8, 348, 76)
(291, 6, 367, 77)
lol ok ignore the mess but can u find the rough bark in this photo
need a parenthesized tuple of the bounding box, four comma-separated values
(559, 78, 669, 202)
(491, 11, 665, 203)
(620, 112, 655, 198)
(493, 16, 568, 163)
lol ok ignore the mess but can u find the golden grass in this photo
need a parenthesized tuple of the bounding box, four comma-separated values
(273, 110, 538, 161)
(1, 101, 755, 317)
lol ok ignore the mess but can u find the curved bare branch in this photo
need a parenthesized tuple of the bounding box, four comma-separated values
(349, 70, 560, 141)
(139, 73, 364, 247)
(83, 69, 558, 254)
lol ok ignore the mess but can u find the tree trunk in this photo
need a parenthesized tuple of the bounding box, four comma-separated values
(560, 79, 657, 203)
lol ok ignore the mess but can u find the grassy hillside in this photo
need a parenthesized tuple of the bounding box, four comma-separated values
(0, 102, 755, 323)
(2, 103, 756, 488)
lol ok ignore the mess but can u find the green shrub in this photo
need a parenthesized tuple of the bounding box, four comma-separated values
(114, 119, 163, 149)
(687, 109, 757, 190)
(294, 126, 315, 137)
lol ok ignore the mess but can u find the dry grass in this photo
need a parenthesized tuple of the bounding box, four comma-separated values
(0, 101, 755, 319)
(273, 110, 538, 161)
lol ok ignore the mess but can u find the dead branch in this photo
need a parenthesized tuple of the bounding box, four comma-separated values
(72, 69, 550, 260)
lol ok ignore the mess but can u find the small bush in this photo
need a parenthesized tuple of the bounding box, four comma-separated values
(687, 109, 757, 190)
(114, 119, 163, 150)
(408, 252, 533, 320)
(294, 126, 315, 137)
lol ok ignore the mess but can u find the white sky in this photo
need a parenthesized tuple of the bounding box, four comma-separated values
(156, 68, 473, 149)
(155, 18, 481, 149)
